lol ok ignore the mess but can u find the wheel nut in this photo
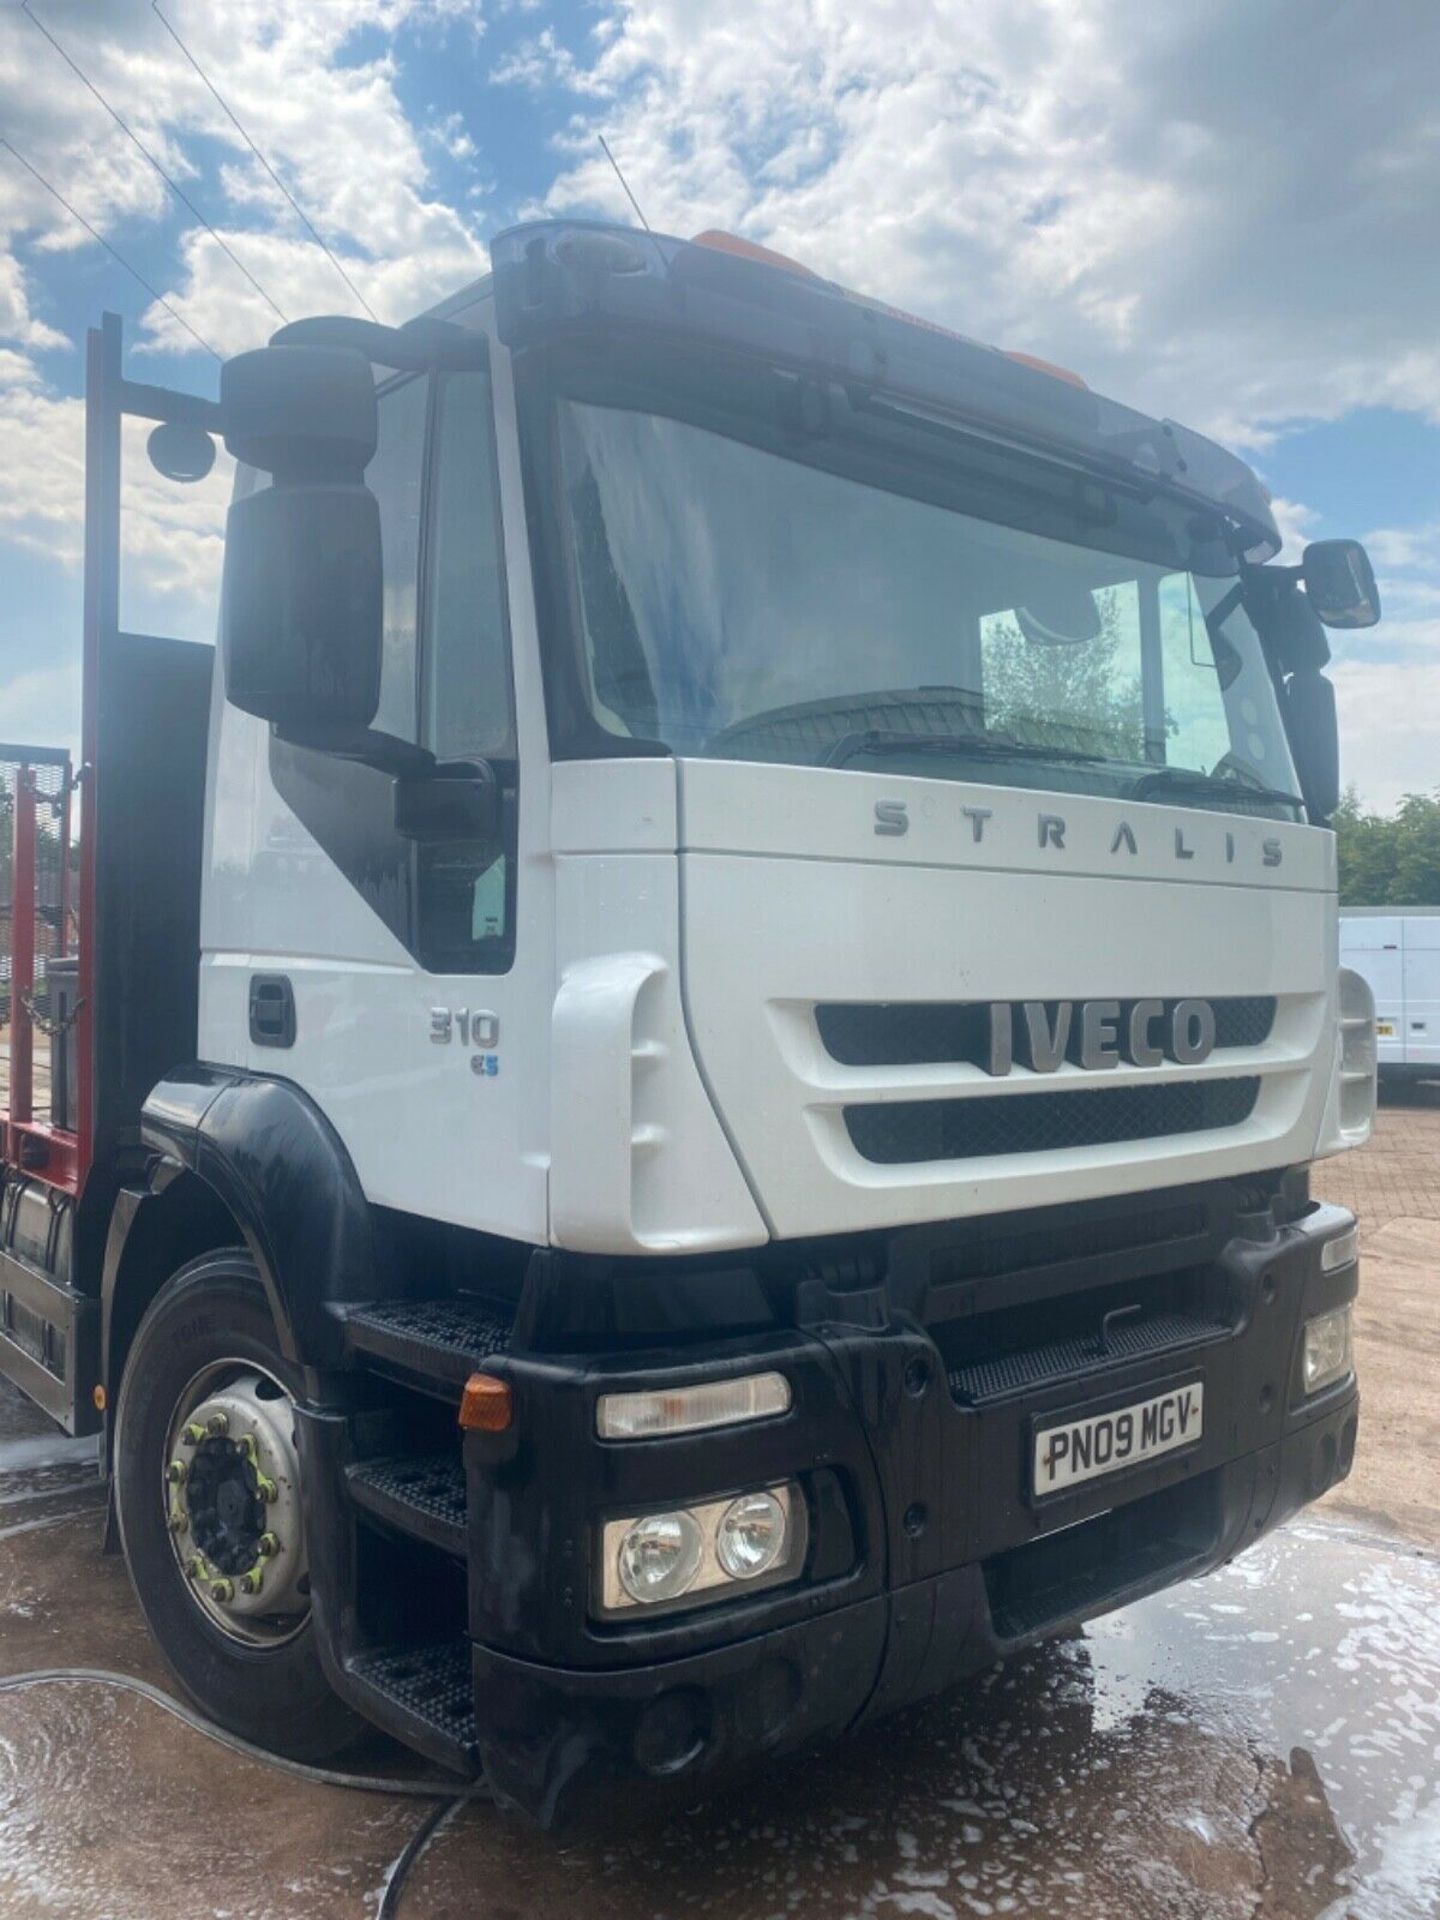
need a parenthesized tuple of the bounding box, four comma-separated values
(167, 1507, 188, 1534)
(209, 1578, 234, 1603)
(257, 1532, 279, 1558)
(182, 1423, 206, 1447)
(185, 1555, 205, 1580)
(240, 1568, 264, 1595)
(256, 1474, 278, 1504)
(205, 1412, 229, 1437)
(166, 1459, 187, 1485)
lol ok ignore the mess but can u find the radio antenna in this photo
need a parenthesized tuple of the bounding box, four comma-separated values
(597, 134, 652, 233)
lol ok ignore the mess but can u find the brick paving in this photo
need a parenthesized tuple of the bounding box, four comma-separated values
(1312, 1088, 1440, 1230)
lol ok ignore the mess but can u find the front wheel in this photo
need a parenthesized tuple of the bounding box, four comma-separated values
(114, 1250, 363, 1761)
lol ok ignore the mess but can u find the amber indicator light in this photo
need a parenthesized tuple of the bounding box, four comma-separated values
(459, 1372, 513, 1433)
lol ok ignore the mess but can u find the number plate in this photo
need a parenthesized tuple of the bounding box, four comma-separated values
(1033, 1378, 1204, 1497)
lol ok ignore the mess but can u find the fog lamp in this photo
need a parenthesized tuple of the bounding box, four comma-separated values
(1320, 1225, 1358, 1273)
(716, 1491, 787, 1580)
(1302, 1305, 1355, 1395)
(617, 1511, 704, 1606)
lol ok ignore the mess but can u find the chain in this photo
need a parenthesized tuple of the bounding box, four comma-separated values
(18, 987, 85, 1038)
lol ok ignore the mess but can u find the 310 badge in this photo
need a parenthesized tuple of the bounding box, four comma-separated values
(430, 1007, 501, 1077)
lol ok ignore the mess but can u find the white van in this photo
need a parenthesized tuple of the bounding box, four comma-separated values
(1340, 909, 1440, 1081)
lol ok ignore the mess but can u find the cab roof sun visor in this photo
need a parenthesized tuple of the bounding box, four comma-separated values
(490, 217, 1282, 561)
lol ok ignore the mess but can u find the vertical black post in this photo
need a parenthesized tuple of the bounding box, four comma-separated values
(78, 312, 123, 1185)
(1139, 575, 1167, 765)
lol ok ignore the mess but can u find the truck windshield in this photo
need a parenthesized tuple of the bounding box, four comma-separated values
(550, 391, 1302, 819)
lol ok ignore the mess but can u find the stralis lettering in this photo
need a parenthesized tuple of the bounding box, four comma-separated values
(872, 799, 1283, 870)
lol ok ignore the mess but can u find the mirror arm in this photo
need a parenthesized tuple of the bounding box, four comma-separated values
(275, 722, 437, 778)
(268, 314, 488, 372)
(393, 758, 501, 844)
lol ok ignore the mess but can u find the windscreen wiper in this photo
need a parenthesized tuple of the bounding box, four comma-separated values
(824, 729, 1108, 769)
(1128, 766, 1302, 809)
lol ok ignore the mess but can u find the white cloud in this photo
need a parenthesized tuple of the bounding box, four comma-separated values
(0, 371, 231, 641)
(0, 1, 488, 365)
(1365, 523, 1440, 574)
(1333, 659, 1440, 813)
(510, 0, 1440, 448)
(4, 0, 1440, 813)
(0, 0, 489, 686)
(429, 111, 478, 163)
(1268, 497, 1320, 560)
(0, 661, 82, 761)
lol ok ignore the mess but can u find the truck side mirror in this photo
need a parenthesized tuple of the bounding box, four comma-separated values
(219, 345, 383, 733)
(1283, 667, 1340, 823)
(1303, 540, 1380, 629)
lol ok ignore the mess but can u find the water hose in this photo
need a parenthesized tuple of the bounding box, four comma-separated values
(0, 1666, 488, 1913)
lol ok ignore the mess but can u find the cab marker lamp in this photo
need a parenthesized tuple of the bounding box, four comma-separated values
(596, 1371, 791, 1441)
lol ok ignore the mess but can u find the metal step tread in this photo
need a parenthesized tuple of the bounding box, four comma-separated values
(988, 1530, 1198, 1641)
(948, 1308, 1229, 1406)
(348, 1451, 467, 1556)
(347, 1638, 476, 1758)
(344, 1296, 511, 1388)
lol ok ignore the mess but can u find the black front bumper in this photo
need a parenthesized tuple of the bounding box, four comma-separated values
(464, 1202, 1360, 1824)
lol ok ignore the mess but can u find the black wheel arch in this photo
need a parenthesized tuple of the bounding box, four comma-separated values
(103, 1066, 381, 1397)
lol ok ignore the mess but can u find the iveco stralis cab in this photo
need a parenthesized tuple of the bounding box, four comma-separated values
(0, 223, 1380, 1824)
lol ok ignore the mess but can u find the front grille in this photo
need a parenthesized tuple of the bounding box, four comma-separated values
(816, 996, 1276, 1067)
(844, 1076, 1261, 1163)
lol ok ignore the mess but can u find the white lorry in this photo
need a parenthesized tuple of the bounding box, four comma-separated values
(0, 221, 1380, 1824)
(1341, 909, 1440, 1083)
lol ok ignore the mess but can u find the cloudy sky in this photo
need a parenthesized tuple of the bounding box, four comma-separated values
(1, 0, 1437, 808)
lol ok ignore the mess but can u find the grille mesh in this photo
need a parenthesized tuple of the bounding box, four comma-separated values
(817, 996, 1276, 1068)
(948, 1309, 1227, 1404)
(844, 1076, 1261, 1164)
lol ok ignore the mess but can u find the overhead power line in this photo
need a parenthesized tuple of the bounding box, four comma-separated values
(21, 1, 289, 325)
(150, 2, 378, 322)
(1, 136, 221, 359)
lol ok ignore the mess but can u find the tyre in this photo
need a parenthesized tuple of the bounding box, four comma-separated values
(114, 1249, 364, 1761)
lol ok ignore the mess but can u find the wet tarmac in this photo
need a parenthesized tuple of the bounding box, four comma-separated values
(1, 1375, 1437, 1920)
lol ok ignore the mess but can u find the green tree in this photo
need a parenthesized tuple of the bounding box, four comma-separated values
(1391, 791, 1440, 905)
(1335, 787, 1440, 905)
(982, 588, 1146, 757)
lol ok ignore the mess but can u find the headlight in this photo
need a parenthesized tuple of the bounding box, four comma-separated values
(598, 1483, 805, 1617)
(1302, 1305, 1355, 1395)
(617, 1511, 705, 1606)
(716, 1491, 788, 1580)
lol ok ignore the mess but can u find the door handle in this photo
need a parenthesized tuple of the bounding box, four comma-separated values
(249, 974, 296, 1048)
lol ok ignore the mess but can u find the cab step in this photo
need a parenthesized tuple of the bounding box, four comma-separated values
(347, 1452, 467, 1558)
(343, 1296, 511, 1394)
(345, 1638, 477, 1773)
